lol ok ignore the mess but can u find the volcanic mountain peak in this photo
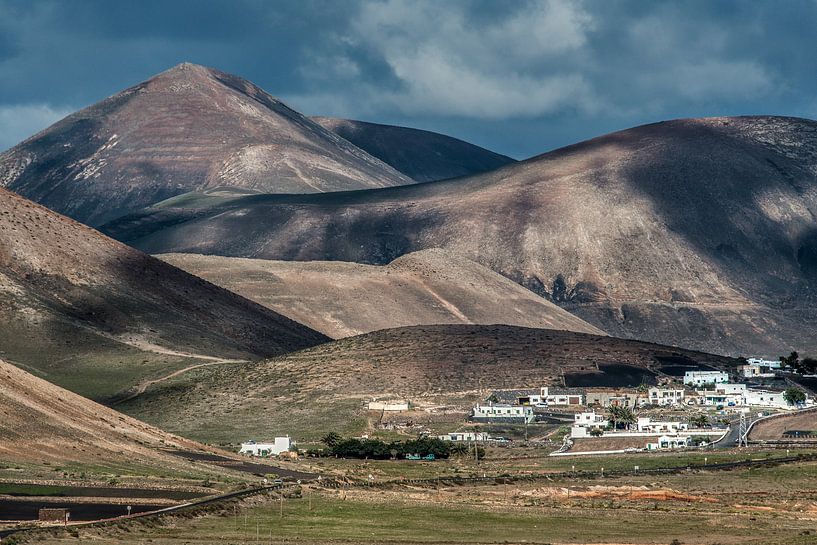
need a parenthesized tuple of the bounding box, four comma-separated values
(0, 63, 411, 226)
(102, 115, 817, 356)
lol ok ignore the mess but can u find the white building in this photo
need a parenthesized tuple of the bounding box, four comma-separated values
(646, 435, 691, 450)
(636, 417, 688, 433)
(472, 404, 534, 423)
(683, 370, 729, 387)
(698, 391, 743, 407)
(574, 411, 609, 428)
(519, 387, 584, 406)
(747, 357, 781, 369)
(648, 387, 685, 406)
(437, 432, 490, 442)
(744, 390, 790, 409)
(740, 364, 776, 378)
(714, 383, 748, 395)
(239, 437, 295, 457)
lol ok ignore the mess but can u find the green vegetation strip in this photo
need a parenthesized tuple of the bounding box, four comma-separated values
(329, 451, 817, 488)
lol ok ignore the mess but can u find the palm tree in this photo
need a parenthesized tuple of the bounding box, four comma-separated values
(608, 406, 636, 430)
(690, 414, 709, 428)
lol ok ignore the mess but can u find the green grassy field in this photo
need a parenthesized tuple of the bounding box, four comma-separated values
(24, 487, 817, 545)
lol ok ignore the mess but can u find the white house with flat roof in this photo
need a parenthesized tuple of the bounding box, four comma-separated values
(472, 404, 534, 423)
(747, 358, 781, 369)
(239, 437, 295, 457)
(646, 435, 691, 450)
(744, 390, 791, 409)
(684, 370, 729, 387)
(636, 417, 688, 434)
(574, 411, 609, 428)
(648, 387, 685, 406)
(437, 432, 490, 442)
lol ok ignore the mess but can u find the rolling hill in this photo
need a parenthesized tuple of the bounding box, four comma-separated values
(101, 116, 817, 357)
(0, 63, 411, 226)
(312, 117, 516, 181)
(157, 249, 605, 338)
(0, 358, 217, 470)
(118, 324, 738, 443)
(0, 187, 327, 401)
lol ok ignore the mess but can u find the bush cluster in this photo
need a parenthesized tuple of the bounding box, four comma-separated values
(321, 435, 453, 459)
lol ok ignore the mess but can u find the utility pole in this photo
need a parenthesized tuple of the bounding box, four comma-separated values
(280, 493, 284, 518)
(738, 410, 749, 448)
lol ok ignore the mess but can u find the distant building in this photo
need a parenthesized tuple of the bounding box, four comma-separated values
(239, 437, 295, 457)
(648, 387, 685, 406)
(740, 364, 776, 378)
(495, 387, 584, 407)
(698, 391, 743, 407)
(437, 432, 490, 442)
(713, 383, 748, 395)
(683, 370, 729, 387)
(744, 390, 791, 409)
(574, 411, 609, 428)
(472, 404, 534, 423)
(586, 390, 642, 409)
(747, 357, 781, 369)
(636, 417, 688, 433)
(646, 435, 691, 450)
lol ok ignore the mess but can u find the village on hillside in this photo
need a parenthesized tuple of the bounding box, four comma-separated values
(239, 357, 815, 460)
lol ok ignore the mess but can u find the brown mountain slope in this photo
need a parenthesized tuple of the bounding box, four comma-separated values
(0, 187, 327, 401)
(0, 63, 411, 226)
(157, 250, 605, 338)
(0, 359, 216, 469)
(312, 117, 515, 181)
(101, 116, 817, 357)
(119, 324, 737, 443)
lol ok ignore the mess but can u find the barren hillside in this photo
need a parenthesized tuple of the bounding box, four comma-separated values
(0, 188, 327, 401)
(120, 324, 738, 442)
(102, 116, 817, 356)
(0, 63, 411, 226)
(312, 117, 515, 181)
(0, 359, 214, 469)
(158, 250, 604, 338)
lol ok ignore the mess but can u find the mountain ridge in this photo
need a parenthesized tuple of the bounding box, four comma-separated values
(100, 115, 817, 356)
(312, 116, 516, 181)
(0, 186, 327, 400)
(0, 62, 412, 226)
(157, 249, 606, 339)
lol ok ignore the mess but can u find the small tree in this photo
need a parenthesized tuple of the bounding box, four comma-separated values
(801, 358, 817, 375)
(780, 351, 800, 370)
(784, 388, 807, 406)
(321, 432, 342, 448)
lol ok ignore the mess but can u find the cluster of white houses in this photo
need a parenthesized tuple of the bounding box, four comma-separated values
(474, 371, 808, 421)
(569, 412, 718, 451)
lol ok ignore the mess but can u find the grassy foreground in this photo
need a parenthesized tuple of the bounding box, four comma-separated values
(22, 488, 817, 545)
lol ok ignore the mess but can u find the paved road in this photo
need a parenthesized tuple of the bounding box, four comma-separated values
(713, 421, 740, 449)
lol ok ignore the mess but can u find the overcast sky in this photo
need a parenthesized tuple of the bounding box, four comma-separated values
(1, 0, 817, 158)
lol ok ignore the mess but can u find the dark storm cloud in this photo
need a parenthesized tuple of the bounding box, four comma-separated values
(1, 0, 817, 157)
